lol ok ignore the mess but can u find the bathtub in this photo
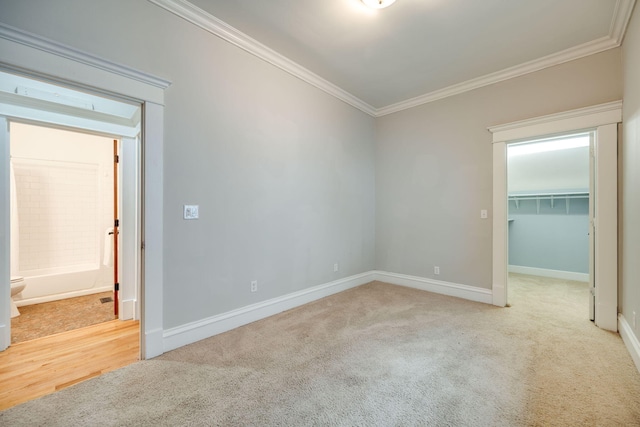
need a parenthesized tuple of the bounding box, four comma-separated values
(14, 264, 112, 307)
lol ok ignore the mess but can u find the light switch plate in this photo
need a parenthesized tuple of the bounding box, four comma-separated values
(480, 209, 488, 219)
(183, 205, 199, 220)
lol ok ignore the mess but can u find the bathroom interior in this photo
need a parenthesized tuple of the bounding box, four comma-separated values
(10, 122, 118, 344)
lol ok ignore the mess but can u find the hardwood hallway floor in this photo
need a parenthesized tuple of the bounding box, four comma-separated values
(0, 320, 139, 410)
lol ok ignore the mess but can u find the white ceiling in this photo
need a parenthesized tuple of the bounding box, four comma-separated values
(159, 0, 634, 115)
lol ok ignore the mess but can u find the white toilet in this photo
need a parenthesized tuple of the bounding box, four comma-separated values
(10, 276, 26, 318)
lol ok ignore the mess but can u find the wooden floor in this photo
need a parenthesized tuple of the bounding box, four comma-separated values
(0, 319, 139, 411)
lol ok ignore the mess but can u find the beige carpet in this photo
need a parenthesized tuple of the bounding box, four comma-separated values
(1, 276, 639, 426)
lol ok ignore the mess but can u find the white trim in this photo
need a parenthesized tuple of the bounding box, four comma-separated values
(140, 102, 164, 358)
(619, 314, 640, 374)
(377, 37, 619, 117)
(146, 0, 634, 117)
(508, 265, 589, 282)
(163, 270, 493, 352)
(145, 327, 164, 360)
(374, 271, 493, 304)
(610, 0, 637, 45)
(147, 0, 376, 117)
(0, 23, 170, 90)
(163, 272, 376, 352)
(489, 101, 623, 142)
(492, 142, 508, 307)
(120, 298, 136, 321)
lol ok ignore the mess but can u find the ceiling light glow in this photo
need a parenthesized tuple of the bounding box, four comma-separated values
(361, 0, 396, 9)
(508, 136, 590, 157)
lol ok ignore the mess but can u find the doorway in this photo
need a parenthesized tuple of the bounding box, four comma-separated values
(0, 25, 167, 357)
(0, 70, 141, 346)
(8, 122, 138, 343)
(506, 133, 593, 319)
(490, 101, 620, 332)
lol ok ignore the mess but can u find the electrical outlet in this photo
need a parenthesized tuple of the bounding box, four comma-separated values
(334, 263, 339, 272)
(434, 266, 440, 275)
(251, 280, 258, 293)
(183, 205, 199, 220)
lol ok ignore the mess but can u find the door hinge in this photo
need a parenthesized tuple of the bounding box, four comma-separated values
(114, 219, 120, 227)
(114, 154, 119, 163)
(114, 282, 120, 291)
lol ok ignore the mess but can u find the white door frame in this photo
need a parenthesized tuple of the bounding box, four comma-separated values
(120, 136, 141, 320)
(0, 24, 169, 358)
(489, 101, 621, 331)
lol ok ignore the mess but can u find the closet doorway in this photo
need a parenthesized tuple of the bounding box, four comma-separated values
(506, 133, 594, 319)
(490, 102, 620, 332)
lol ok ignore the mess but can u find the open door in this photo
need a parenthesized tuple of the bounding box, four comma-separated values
(589, 134, 595, 321)
(113, 139, 119, 317)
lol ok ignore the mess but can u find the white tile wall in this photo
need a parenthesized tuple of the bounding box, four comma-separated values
(13, 159, 99, 272)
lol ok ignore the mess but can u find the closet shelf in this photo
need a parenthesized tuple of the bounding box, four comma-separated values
(508, 192, 588, 214)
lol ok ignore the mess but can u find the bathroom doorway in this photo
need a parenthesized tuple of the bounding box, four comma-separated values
(8, 122, 138, 343)
(0, 70, 142, 346)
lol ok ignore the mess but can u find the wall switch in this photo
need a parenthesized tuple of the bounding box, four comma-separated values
(251, 280, 258, 293)
(434, 266, 440, 275)
(183, 205, 199, 220)
(480, 209, 488, 219)
(334, 263, 339, 272)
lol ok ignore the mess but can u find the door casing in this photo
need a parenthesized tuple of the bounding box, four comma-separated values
(0, 25, 168, 357)
(490, 101, 621, 331)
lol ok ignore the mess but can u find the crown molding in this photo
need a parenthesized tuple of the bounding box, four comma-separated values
(149, 0, 634, 118)
(0, 23, 171, 90)
(376, 36, 620, 117)
(488, 100, 622, 143)
(147, 0, 377, 116)
(610, 0, 637, 44)
(376, 0, 635, 116)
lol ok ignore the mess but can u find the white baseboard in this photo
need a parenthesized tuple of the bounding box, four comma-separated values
(143, 327, 164, 359)
(120, 299, 135, 321)
(15, 286, 112, 307)
(619, 314, 640, 374)
(162, 272, 376, 353)
(508, 265, 589, 282)
(373, 271, 493, 304)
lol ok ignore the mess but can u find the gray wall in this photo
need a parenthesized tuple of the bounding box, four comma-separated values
(0, 0, 376, 330)
(622, 5, 640, 343)
(375, 49, 622, 289)
(508, 199, 589, 274)
(507, 144, 590, 274)
(0, 0, 629, 339)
